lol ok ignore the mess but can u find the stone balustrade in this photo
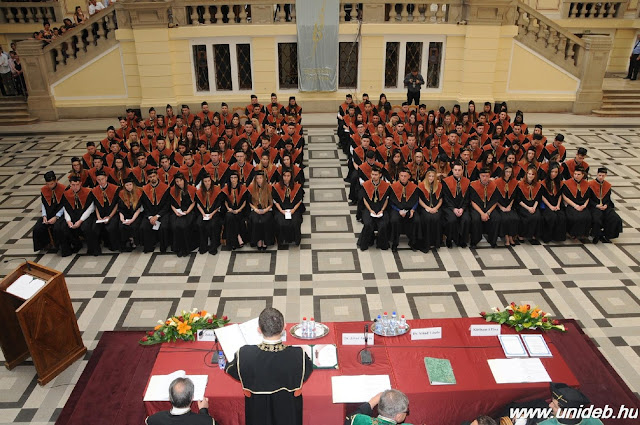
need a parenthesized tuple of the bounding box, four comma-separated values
(515, 2, 586, 78)
(0, 1, 63, 24)
(561, 1, 628, 19)
(43, 7, 117, 76)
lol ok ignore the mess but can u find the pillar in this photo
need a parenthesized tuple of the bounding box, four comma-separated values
(17, 39, 59, 121)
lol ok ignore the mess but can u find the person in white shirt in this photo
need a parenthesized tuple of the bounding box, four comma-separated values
(0, 45, 15, 96)
(88, 0, 106, 16)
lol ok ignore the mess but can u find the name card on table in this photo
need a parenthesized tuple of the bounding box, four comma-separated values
(342, 333, 374, 345)
(470, 324, 501, 337)
(410, 327, 442, 340)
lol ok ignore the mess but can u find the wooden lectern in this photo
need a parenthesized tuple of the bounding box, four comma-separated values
(0, 262, 86, 385)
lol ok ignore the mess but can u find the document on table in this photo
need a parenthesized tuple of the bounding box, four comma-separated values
(6, 274, 46, 300)
(487, 358, 551, 384)
(498, 334, 528, 357)
(144, 370, 208, 401)
(331, 375, 391, 403)
(296, 344, 339, 369)
(522, 334, 553, 357)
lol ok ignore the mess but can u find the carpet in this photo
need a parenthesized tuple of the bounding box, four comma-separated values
(56, 322, 638, 425)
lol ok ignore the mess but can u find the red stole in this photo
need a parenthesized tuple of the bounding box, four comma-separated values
(518, 180, 542, 201)
(363, 180, 390, 202)
(92, 183, 119, 207)
(205, 162, 229, 182)
(589, 180, 612, 203)
(230, 162, 254, 183)
(41, 183, 66, 206)
(470, 180, 497, 204)
(391, 181, 418, 201)
(444, 176, 470, 197)
(495, 178, 518, 199)
(418, 182, 442, 203)
(564, 159, 589, 177)
(142, 182, 169, 205)
(170, 185, 197, 204)
(564, 178, 589, 199)
(119, 187, 142, 209)
(63, 187, 91, 209)
(197, 186, 222, 209)
(222, 185, 248, 205)
(273, 183, 302, 203)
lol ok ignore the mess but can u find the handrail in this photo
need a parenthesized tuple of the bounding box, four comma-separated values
(561, 1, 628, 19)
(0, 0, 63, 23)
(517, 2, 585, 47)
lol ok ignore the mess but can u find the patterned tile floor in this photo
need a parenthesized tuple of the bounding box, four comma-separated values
(0, 125, 639, 424)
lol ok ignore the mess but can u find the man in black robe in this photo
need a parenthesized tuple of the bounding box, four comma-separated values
(226, 307, 313, 425)
(562, 166, 591, 241)
(140, 168, 171, 253)
(589, 167, 622, 243)
(90, 170, 121, 253)
(442, 161, 471, 248)
(358, 166, 390, 251)
(60, 175, 96, 257)
(469, 168, 501, 248)
(33, 171, 65, 252)
(388, 168, 420, 252)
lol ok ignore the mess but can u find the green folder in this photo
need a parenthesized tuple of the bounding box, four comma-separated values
(424, 357, 456, 385)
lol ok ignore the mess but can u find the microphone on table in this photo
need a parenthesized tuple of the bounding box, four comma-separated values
(359, 324, 373, 365)
(3, 258, 32, 271)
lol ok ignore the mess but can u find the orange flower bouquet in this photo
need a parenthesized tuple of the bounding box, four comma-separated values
(139, 308, 230, 345)
(480, 302, 566, 332)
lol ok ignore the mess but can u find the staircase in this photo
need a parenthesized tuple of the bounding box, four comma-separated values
(592, 87, 640, 117)
(0, 97, 39, 126)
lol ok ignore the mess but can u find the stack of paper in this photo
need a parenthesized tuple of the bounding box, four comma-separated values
(214, 317, 263, 361)
(143, 370, 208, 401)
(487, 358, 552, 383)
(6, 275, 45, 300)
(331, 375, 391, 403)
(522, 334, 553, 357)
(498, 335, 529, 357)
(297, 344, 338, 369)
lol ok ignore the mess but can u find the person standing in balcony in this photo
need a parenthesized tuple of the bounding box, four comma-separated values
(74, 6, 87, 24)
(0, 45, 15, 96)
(624, 34, 640, 81)
(88, 0, 106, 16)
(403, 68, 424, 106)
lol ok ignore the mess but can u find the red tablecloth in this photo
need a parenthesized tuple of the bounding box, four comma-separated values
(144, 318, 578, 425)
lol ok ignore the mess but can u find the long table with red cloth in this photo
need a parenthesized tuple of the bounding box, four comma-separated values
(144, 317, 578, 425)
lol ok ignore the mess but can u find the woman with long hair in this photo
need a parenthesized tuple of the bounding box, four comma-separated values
(377, 93, 391, 123)
(223, 171, 249, 249)
(495, 163, 519, 247)
(452, 104, 462, 123)
(467, 100, 478, 125)
(384, 149, 405, 183)
(433, 154, 451, 181)
(68, 157, 90, 187)
(426, 110, 436, 135)
(476, 150, 500, 178)
(541, 162, 566, 243)
(417, 167, 443, 253)
(406, 111, 419, 136)
(279, 153, 304, 184)
(409, 151, 428, 183)
(113, 157, 131, 187)
(519, 146, 542, 180)
(248, 171, 274, 250)
(272, 169, 304, 247)
(212, 113, 223, 137)
(169, 173, 197, 257)
(416, 122, 427, 148)
(118, 176, 143, 251)
(516, 165, 542, 243)
(185, 130, 197, 153)
(195, 174, 224, 255)
(217, 138, 234, 163)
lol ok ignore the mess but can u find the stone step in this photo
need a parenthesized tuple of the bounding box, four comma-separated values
(599, 104, 640, 111)
(601, 100, 640, 106)
(601, 89, 640, 95)
(591, 109, 640, 117)
(0, 117, 40, 126)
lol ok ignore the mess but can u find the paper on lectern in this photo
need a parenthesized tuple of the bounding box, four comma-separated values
(6, 275, 45, 300)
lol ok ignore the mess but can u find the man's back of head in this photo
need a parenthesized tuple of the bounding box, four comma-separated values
(258, 307, 285, 337)
(378, 389, 409, 421)
(170, 377, 194, 409)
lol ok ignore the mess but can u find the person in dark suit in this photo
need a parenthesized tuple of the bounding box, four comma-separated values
(145, 377, 214, 425)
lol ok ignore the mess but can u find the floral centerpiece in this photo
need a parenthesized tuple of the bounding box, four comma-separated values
(139, 308, 230, 345)
(480, 302, 566, 332)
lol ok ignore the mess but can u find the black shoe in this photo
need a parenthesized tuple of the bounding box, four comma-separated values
(446, 239, 453, 248)
(199, 248, 207, 254)
(458, 242, 467, 248)
(632, 78, 638, 81)
(624, 76, 631, 79)
(360, 245, 368, 251)
(419, 247, 429, 254)
(593, 236, 600, 244)
(209, 247, 218, 255)
(602, 236, 611, 243)
(391, 245, 398, 252)
(490, 243, 497, 248)
(380, 246, 389, 251)
(470, 243, 477, 249)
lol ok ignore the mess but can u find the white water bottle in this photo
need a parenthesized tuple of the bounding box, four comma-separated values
(301, 317, 308, 336)
(390, 311, 398, 335)
(382, 312, 389, 335)
(309, 317, 316, 336)
(376, 314, 382, 333)
(399, 315, 407, 331)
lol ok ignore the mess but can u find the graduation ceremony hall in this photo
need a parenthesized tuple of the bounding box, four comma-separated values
(0, 1, 639, 425)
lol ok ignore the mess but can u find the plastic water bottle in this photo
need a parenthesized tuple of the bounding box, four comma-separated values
(309, 317, 316, 337)
(399, 315, 407, 331)
(302, 317, 308, 337)
(382, 312, 389, 335)
(390, 312, 398, 335)
(375, 315, 382, 333)
(217, 351, 226, 370)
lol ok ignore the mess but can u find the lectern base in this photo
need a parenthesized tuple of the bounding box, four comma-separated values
(37, 346, 87, 386)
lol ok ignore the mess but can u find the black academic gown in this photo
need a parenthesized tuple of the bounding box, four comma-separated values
(541, 181, 567, 243)
(495, 177, 520, 238)
(140, 182, 171, 252)
(248, 187, 275, 247)
(516, 181, 543, 239)
(33, 183, 65, 252)
(223, 185, 249, 249)
(358, 180, 390, 250)
(589, 179, 622, 240)
(388, 181, 421, 248)
(441, 176, 471, 246)
(226, 342, 313, 425)
(117, 188, 143, 250)
(60, 187, 96, 257)
(146, 408, 213, 425)
(417, 182, 443, 250)
(195, 186, 225, 254)
(272, 183, 304, 246)
(90, 183, 121, 253)
(562, 179, 592, 238)
(169, 186, 198, 256)
(469, 180, 501, 246)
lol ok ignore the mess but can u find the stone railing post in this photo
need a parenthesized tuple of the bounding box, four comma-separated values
(250, 4, 273, 24)
(573, 35, 613, 114)
(362, 3, 385, 23)
(17, 39, 58, 121)
(462, 0, 517, 25)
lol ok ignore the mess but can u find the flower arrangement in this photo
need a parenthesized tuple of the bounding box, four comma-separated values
(139, 308, 230, 345)
(480, 302, 566, 332)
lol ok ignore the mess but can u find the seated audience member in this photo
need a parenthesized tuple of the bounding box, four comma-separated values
(417, 167, 443, 253)
(345, 390, 411, 425)
(90, 170, 120, 253)
(495, 164, 519, 247)
(145, 377, 214, 425)
(195, 174, 224, 255)
(169, 173, 197, 257)
(538, 383, 603, 425)
(358, 166, 390, 251)
(469, 168, 501, 248)
(540, 162, 566, 243)
(60, 176, 96, 257)
(388, 168, 420, 252)
(516, 165, 542, 243)
(272, 169, 304, 247)
(589, 167, 622, 244)
(140, 168, 170, 253)
(118, 176, 144, 252)
(562, 147, 589, 180)
(222, 171, 249, 250)
(562, 166, 591, 242)
(226, 307, 312, 425)
(442, 161, 471, 248)
(248, 171, 274, 251)
(33, 171, 65, 252)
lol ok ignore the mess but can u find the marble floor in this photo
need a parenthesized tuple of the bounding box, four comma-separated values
(0, 123, 639, 424)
